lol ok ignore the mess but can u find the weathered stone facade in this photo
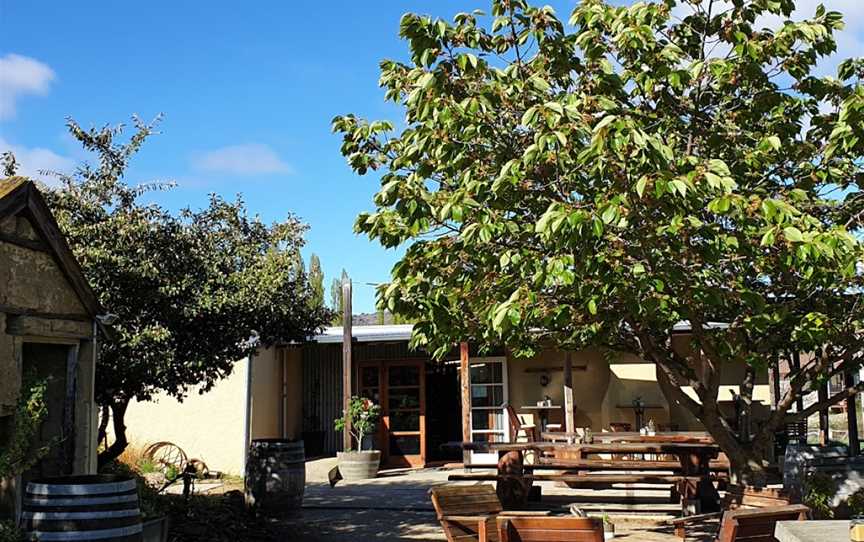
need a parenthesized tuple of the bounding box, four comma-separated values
(0, 178, 103, 517)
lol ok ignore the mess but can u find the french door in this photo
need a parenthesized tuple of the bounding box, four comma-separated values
(358, 360, 426, 468)
(468, 357, 509, 464)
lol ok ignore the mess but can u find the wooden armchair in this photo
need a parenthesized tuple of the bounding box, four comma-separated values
(505, 404, 537, 442)
(668, 485, 797, 539)
(497, 517, 604, 542)
(430, 484, 548, 542)
(716, 504, 809, 542)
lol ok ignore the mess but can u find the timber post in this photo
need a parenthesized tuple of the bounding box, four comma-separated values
(847, 370, 860, 456)
(342, 279, 353, 452)
(460, 342, 471, 465)
(563, 352, 575, 434)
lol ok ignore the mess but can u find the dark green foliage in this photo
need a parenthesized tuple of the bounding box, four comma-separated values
(44, 116, 332, 464)
(0, 371, 51, 479)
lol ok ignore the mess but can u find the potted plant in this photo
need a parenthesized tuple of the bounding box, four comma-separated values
(646, 418, 657, 436)
(601, 512, 615, 539)
(334, 396, 382, 480)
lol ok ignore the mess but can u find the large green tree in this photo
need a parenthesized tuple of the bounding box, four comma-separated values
(44, 117, 331, 465)
(335, 0, 864, 481)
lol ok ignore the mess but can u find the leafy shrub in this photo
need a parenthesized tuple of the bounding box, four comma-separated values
(334, 396, 381, 451)
(0, 521, 25, 542)
(848, 488, 864, 517)
(803, 472, 838, 519)
(0, 372, 51, 479)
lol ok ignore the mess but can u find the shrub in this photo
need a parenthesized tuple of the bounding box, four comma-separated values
(803, 472, 838, 519)
(0, 522, 25, 542)
(334, 396, 381, 451)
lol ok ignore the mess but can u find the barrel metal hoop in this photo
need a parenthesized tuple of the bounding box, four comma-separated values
(27, 524, 143, 541)
(26, 480, 137, 496)
(24, 494, 139, 507)
(22, 508, 142, 520)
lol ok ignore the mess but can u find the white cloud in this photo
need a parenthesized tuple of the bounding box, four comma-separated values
(0, 137, 75, 186)
(0, 54, 55, 120)
(191, 143, 293, 175)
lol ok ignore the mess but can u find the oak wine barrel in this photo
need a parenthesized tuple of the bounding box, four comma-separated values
(245, 438, 305, 515)
(22, 475, 143, 541)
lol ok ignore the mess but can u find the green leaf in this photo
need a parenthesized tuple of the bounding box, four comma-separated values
(783, 226, 804, 243)
(587, 298, 598, 315)
(635, 176, 648, 198)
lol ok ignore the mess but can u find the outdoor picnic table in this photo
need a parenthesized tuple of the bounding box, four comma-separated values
(774, 520, 850, 542)
(461, 440, 721, 514)
(541, 431, 715, 444)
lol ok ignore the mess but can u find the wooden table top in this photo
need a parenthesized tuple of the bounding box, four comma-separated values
(520, 405, 562, 410)
(542, 431, 716, 444)
(774, 520, 850, 542)
(479, 441, 719, 454)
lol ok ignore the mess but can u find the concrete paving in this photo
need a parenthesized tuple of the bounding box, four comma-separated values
(275, 458, 716, 541)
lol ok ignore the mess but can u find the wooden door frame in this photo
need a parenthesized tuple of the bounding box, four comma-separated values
(356, 359, 426, 468)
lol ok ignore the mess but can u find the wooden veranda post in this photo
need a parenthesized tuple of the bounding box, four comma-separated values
(818, 383, 829, 447)
(460, 342, 471, 464)
(847, 370, 860, 456)
(342, 279, 353, 452)
(563, 352, 575, 433)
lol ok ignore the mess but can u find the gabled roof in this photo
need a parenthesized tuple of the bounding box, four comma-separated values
(0, 177, 103, 318)
(313, 324, 415, 343)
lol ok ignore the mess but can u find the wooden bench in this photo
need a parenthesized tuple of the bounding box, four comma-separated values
(716, 504, 809, 542)
(497, 517, 604, 542)
(465, 459, 729, 472)
(667, 485, 795, 539)
(429, 484, 548, 542)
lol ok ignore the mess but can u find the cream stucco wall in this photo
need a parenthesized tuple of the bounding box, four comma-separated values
(123, 358, 249, 475)
(121, 346, 306, 477)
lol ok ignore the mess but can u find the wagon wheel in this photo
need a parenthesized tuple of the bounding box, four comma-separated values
(143, 441, 188, 480)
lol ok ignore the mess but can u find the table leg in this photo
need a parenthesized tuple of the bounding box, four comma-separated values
(677, 451, 720, 514)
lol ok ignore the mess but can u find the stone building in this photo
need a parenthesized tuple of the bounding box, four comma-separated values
(0, 177, 104, 515)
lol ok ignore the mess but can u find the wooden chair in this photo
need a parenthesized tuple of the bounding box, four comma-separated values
(716, 504, 809, 542)
(505, 404, 538, 442)
(668, 485, 795, 539)
(430, 484, 548, 542)
(497, 517, 604, 542)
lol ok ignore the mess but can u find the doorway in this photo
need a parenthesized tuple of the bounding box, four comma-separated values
(358, 360, 426, 468)
(425, 362, 462, 463)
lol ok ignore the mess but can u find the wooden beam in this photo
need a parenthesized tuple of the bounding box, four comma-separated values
(460, 342, 471, 465)
(818, 383, 829, 446)
(0, 231, 50, 252)
(342, 279, 353, 452)
(847, 370, 860, 456)
(63, 344, 80, 474)
(790, 351, 804, 413)
(771, 351, 781, 409)
(563, 352, 575, 434)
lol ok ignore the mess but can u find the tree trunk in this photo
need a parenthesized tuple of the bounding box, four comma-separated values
(97, 399, 130, 469)
(96, 404, 110, 448)
(658, 374, 772, 487)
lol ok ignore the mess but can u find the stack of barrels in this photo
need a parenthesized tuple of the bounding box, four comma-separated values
(21, 475, 143, 541)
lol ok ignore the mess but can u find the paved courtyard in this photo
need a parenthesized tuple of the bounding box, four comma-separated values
(276, 458, 716, 541)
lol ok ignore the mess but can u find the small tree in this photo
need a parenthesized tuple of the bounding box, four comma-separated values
(45, 116, 332, 465)
(334, 0, 864, 483)
(308, 254, 326, 309)
(334, 396, 382, 451)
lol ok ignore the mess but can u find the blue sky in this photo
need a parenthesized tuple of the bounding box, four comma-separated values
(1, 0, 862, 313)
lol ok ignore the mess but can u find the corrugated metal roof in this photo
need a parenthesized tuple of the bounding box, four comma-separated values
(312, 321, 728, 344)
(313, 324, 415, 343)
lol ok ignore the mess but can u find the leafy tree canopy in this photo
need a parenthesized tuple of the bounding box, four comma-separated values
(335, 0, 864, 478)
(44, 116, 332, 463)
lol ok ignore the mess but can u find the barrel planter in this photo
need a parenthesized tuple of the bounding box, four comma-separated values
(245, 439, 305, 516)
(21, 475, 143, 541)
(336, 450, 381, 480)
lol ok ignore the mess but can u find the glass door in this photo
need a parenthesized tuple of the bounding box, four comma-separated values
(384, 362, 425, 467)
(469, 357, 508, 464)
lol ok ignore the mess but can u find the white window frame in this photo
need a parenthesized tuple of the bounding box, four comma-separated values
(468, 356, 508, 464)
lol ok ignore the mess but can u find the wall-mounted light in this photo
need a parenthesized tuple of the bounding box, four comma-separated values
(539, 374, 550, 387)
